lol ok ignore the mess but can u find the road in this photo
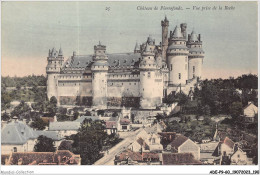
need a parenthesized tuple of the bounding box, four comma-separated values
(94, 128, 141, 165)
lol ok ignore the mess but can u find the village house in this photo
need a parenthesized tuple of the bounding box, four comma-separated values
(162, 153, 202, 165)
(243, 102, 258, 123)
(165, 134, 200, 160)
(1, 150, 81, 165)
(1, 118, 38, 154)
(199, 142, 219, 164)
(105, 120, 117, 135)
(212, 137, 235, 157)
(134, 127, 163, 152)
(114, 149, 161, 165)
(35, 130, 64, 149)
(49, 121, 81, 138)
(117, 118, 131, 131)
(230, 147, 249, 165)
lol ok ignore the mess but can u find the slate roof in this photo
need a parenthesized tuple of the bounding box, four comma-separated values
(5, 150, 80, 165)
(1, 121, 38, 145)
(49, 121, 81, 131)
(63, 53, 141, 69)
(170, 134, 188, 150)
(35, 131, 63, 141)
(162, 153, 202, 165)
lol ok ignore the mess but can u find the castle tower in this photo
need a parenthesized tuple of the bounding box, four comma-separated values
(91, 42, 109, 109)
(46, 47, 64, 100)
(187, 30, 204, 80)
(134, 42, 140, 53)
(167, 25, 189, 86)
(139, 36, 163, 109)
(161, 16, 169, 62)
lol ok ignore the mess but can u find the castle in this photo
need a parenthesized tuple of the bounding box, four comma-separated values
(46, 17, 205, 109)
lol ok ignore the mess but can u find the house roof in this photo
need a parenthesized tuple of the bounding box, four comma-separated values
(223, 137, 235, 149)
(105, 121, 117, 129)
(1, 121, 38, 145)
(63, 53, 141, 69)
(162, 153, 202, 165)
(5, 150, 80, 165)
(170, 134, 188, 149)
(116, 149, 142, 161)
(35, 130, 64, 141)
(49, 121, 81, 131)
(142, 152, 159, 159)
(243, 102, 258, 111)
(120, 118, 130, 125)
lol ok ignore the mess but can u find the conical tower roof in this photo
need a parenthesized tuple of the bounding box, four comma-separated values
(172, 26, 183, 38)
(190, 30, 198, 42)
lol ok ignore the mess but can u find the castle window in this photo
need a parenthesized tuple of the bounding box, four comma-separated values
(127, 89, 129, 91)
(143, 88, 144, 91)
(179, 73, 181, 79)
(111, 83, 113, 85)
(13, 147, 17, 152)
(134, 83, 136, 85)
(129, 83, 131, 85)
(193, 66, 195, 73)
(148, 72, 151, 78)
(122, 83, 123, 85)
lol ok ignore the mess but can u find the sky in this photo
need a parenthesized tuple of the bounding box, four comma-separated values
(1, 1, 258, 79)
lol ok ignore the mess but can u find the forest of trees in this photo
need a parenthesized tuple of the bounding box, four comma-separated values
(1, 75, 46, 88)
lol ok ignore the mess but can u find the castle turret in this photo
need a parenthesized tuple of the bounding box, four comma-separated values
(161, 16, 169, 62)
(187, 30, 204, 80)
(139, 36, 163, 109)
(91, 42, 109, 109)
(46, 47, 64, 100)
(167, 25, 189, 86)
(134, 42, 140, 53)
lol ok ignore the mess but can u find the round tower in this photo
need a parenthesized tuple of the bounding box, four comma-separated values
(187, 30, 205, 80)
(161, 16, 169, 62)
(91, 42, 109, 109)
(139, 37, 162, 109)
(46, 47, 64, 100)
(167, 25, 189, 86)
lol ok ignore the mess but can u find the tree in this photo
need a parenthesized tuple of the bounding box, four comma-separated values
(1, 92, 11, 111)
(58, 140, 72, 151)
(2, 112, 10, 121)
(47, 96, 57, 117)
(97, 110, 105, 116)
(229, 101, 243, 119)
(34, 135, 56, 152)
(71, 119, 110, 165)
(31, 117, 47, 130)
(11, 101, 31, 119)
(57, 107, 67, 115)
(112, 112, 118, 118)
